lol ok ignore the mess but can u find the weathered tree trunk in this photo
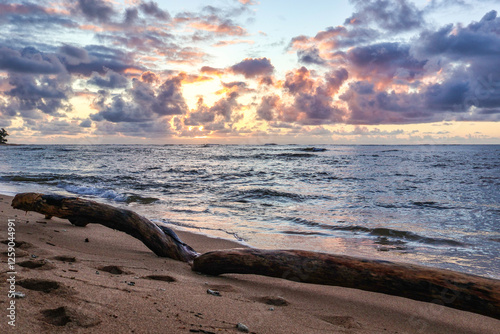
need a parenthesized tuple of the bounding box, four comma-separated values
(11, 193, 198, 262)
(192, 248, 500, 319)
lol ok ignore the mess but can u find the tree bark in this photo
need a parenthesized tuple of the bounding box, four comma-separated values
(11, 193, 198, 262)
(192, 248, 500, 319)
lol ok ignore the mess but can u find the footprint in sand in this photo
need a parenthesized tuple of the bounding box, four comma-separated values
(17, 278, 67, 294)
(40, 306, 101, 328)
(1, 239, 34, 249)
(97, 265, 129, 275)
(52, 255, 77, 263)
(1, 240, 33, 258)
(18, 259, 55, 270)
(144, 275, 177, 282)
(254, 296, 289, 306)
(318, 315, 362, 329)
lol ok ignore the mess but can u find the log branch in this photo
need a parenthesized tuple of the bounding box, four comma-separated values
(11, 193, 198, 262)
(192, 248, 500, 319)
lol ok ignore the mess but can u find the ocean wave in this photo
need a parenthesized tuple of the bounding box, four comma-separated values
(282, 216, 464, 247)
(14, 146, 45, 151)
(338, 225, 464, 246)
(56, 183, 159, 204)
(58, 184, 127, 201)
(297, 147, 327, 152)
(277, 153, 317, 158)
(411, 201, 454, 209)
(1, 175, 59, 183)
(226, 188, 306, 202)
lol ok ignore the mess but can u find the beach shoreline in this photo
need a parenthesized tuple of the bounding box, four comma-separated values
(1, 194, 499, 333)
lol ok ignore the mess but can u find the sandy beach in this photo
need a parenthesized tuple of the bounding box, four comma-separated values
(1, 194, 499, 333)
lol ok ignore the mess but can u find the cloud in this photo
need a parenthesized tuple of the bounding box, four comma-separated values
(91, 73, 188, 124)
(256, 95, 279, 121)
(297, 47, 325, 65)
(87, 70, 129, 89)
(0, 46, 65, 74)
(95, 117, 173, 137)
(174, 5, 248, 37)
(59, 44, 90, 65)
(184, 97, 216, 126)
(80, 119, 92, 127)
(73, 0, 116, 23)
(212, 39, 254, 47)
(140, 71, 159, 84)
(5, 73, 73, 116)
(347, 42, 427, 82)
(283, 67, 315, 94)
(63, 45, 141, 76)
(334, 126, 405, 136)
(0, 2, 77, 28)
(345, 0, 425, 31)
(139, 1, 171, 21)
(30, 119, 87, 135)
(273, 67, 348, 125)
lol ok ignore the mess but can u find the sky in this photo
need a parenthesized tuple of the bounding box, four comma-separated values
(1, 0, 500, 144)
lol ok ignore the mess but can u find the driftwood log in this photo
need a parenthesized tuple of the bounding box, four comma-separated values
(11, 193, 500, 320)
(11, 193, 198, 262)
(193, 249, 500, 319)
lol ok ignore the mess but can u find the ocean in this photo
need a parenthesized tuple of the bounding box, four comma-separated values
(1, 144, 499, 278)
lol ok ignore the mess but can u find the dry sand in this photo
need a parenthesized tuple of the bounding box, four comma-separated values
(0, 194, 498, 333)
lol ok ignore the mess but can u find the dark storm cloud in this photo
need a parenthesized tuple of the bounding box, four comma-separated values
(283, 67, 315, 95)
(80, 119, 92, 128)
(345, 0, 425, 31)
(0, 2, 77, 28)
(278, 67, 348, 125)
(184, 97, 216, 126)
(153, 75, 189, 116)
(63, 45, 141, 76)
(412, 10, 500, 115)
(184, 89, 241, 129)
(414, 10, 500, 60)
(124, 8, 139, 25)
(139, 1, 171, 21)
(208, 91, 239, 121)
(59, 45, 89, 62)
(87, 70, 129, 89)
(74, 0, 116, 23)
(256, 95, 279, 121)
(340, 83, 429, 124)
(5, 73, 73, 116)
(96, 30, 174, 54)
(325, 68, 349, 94)
(230, 58, 274, 78)
(424, 81, 470, 111)
(0, 46, 65, 74)
(297, 47, 325, 65)
(293, 88, 345, 125)
(347, 42, 427, 81)
(91, 74, 188, 124)
(94, 117, 172, 137)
